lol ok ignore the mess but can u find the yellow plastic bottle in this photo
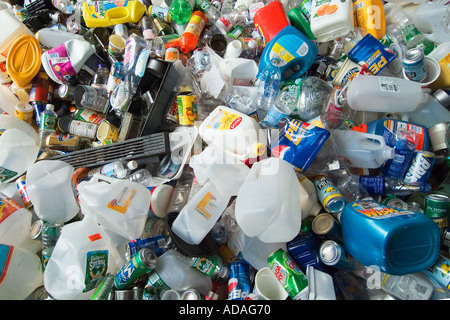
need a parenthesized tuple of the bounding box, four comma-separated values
(353, 0, 386, 40)
(82, 0, 147, 28)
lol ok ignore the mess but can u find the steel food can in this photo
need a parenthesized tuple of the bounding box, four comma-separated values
(267, 248, 309, 300)
(14, 103, 34, 124)
(425, 194, 449, 237)
(311, 212, 343, 243)
(15, 175, 33, 209)
(381, 195, 408, 210)
(176, 92, 198, 126)
(228, 261, 253, 300)
(313, 175, 346, 214)
(402, 47, 427, 82)
(404, 150, 436, 184)
(45, 133, 82, 151)
(114, 248, 158, 290)
(319, 240, 359, 271)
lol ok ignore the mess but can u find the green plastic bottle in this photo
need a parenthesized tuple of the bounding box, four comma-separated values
(169, 0, 195, 25)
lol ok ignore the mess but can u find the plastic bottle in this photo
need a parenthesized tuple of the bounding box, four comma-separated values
(261, 85, 298, 129)
(345, 75, 427, 113)
(146, 249, 213, 296)
(255, 57, 282, 116)
(41, 221, 63, 268)
(411, 0, 449, 44)
(358, 175, 432, 196)
(178, 11, 207, 53)
(36, 28, 86, 48)
(169, 0, 195, 25)
(332, 129, 395, 169)
(51, 0, 74, 14)
(402, 93, 450, 129)
(240, 38, 257, 60)
(87, 160, 138, 180)
(195, 0, 222, 25)
(0, 244, 43, 299)
(126, 168, 155, 186)
(38, 104, 58, 149)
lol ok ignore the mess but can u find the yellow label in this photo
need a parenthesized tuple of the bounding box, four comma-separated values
(107, 187, 136, 214)
(185, 14, 205, 37)
(207, 109, 243, 130)
(195, 192, 216, 220)
(272, 42, 295, 63)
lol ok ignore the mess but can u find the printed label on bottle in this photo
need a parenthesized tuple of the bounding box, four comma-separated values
(107, 187, 137, 214)
(39, 113, 57, 131)
(270, 42, 294, 65)
(207, 109, 243, 130)
(428, 256, 450, 289)
(84, 250, 108, 292)
(351, 200, 416, 219)
(146, 271, 170, 290)
(0, 244, 13, 286)
(0, 166, 18, 183)
(47, 45, 77, 83)
(194, 192, 217, 220)
(185, 13, 205, 37)
(379, 77, 400, 92)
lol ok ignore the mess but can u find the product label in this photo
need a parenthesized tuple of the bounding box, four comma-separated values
(47, 44, 77, 83)
(86, 1, 128, 19)
(75, 109, 104, 124)
(428, 256, 450, 289)
(69, 120, 97, 139)
(39, 113, 57, 131)
(351, 200, 416, 219)
(0, 166, 18, 183)
(194, 192, 217, 220)
(185, 13, 205, 37)
(146, 271, 170, 290)
(381, 120, 425, 151)
(379, 77, 400, 92)
(0, 244, 13, 286)
(207, 109, 242, 130)
(107, 187, 137, 214)
(191, 256, 218, 277)
(313, 176, 344, 207)
(84, 250, 108, 292)
(312, 0, 338, 20)
(271, 43, 295, 63)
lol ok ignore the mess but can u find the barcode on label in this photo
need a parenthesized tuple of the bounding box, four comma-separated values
(297, 42, 309, 57)
(379, 78, 399, 92)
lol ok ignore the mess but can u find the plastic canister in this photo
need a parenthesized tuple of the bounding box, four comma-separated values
(340, 200, 441, 275)
(198, 106, 266, 162)
(331, 129, 395, 169)
(252, 0, 289, 44)
(310, 0, 354, 42)
(0, 8, 33, 62)
(82, 0, 147, 28)
(235, 157, 303, 243)
(257, 25, 318, 81)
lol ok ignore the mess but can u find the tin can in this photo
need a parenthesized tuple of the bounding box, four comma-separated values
(177, 92, 198, 126)
(319, 240, 359, 271)
(404, 150, 436, 184)
(14, 102, 34, 124)
(381, 195, 408, 210)
(191, 255, 228, 283)
(402, 47, 427, 82)
(165, 47, 179, 62)
(114, 248, 158, 290)
(29, 72, 50, 104)
(45, 133, 82, 152)
(30, 220, 43, 241)
(424, 194, 449, 237)
(57, 84, 76, 101)
(267, 248, 309, 300)
(15, 175, 33, 209)
(126, 235, 168, 260)
(90, 273, 115, 300)
(228, 261, 253, 300)
(313, 175, 346, 214)
(312, 213, 343, 243)
(427, 255, 450, 289)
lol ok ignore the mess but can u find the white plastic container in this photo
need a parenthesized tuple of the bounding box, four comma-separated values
(345, 75, 427, 113)
(0, 244, 43, 300)
(298, 173, 322, 218)
(0, 192, 41, 253)
(310, 0, 354, 42)
(253, 267, 289, 300)
(0, 85, 21, 115)
(26, 160, 80, 223)
(427, 42, 450, 90)
(234, 157, 302, 243)
(37, 28, 86, 49)
(0, 9, 33, 62)
(306, 265, 336, 300)
(412, 1, 450, 44)
(147, 249, 212, 296)
(332, 129, 395, 168)
(198, 106, 266, 162)
(402, 93, 450, 128)
(171, 180, 231, 245)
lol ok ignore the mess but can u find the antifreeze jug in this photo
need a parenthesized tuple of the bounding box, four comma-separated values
(235, 157, 303, 243)
(331, 129, 395, 169)
(340, 200, 440, 275)
(257, 25, 318, 81)
(26, 160, 80, 223)
(198, 106, 266, 162)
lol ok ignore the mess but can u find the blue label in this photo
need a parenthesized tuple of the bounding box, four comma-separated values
(0, 244, 13, 286)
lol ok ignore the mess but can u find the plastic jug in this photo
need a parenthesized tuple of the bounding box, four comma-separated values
(331, 129, 395, 169)
(0, 192, 41, 253)
(0, 8, 33, 62)
(77, 174, 151, 240)
(0, 244, 43, 300)
(82, 0, 147, 28)
(252, 0, 290, 44)
(26, 160, 80, 223)
(36, 28, 86, 49)
(43, 216, 128, 300)
(0, 127, 39, 185)
(345, 75, 427, 113)
(310, 0, 354, 42)
(257, 25, 318, 81)
(298, 173, 322, 218)
(234, 157, 303, 243)
(412, 1, 450, 44)
(198, 106, 266, 162)
(340, 200, 441, 275)
(402, 93, 450, 128)
(0, 85, 21, 115)
(171, 180, 231, 245)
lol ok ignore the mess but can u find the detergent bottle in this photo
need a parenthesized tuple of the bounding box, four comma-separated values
(82, 0, 147, 28)
(352, 0, 386, 40)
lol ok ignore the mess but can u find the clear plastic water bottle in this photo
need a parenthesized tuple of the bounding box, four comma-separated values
(41, 221, 63, 268)
(126, 168, 155, 186)
(87, 160, 138, 179)
(38, 104, 58, 149)
(255, 57, 282, 118)
(261, 86, 298, 128)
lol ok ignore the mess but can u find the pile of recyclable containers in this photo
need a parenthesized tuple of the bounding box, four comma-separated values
(0, 0, 449, 303)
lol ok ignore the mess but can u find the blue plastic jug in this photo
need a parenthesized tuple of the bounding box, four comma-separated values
(340, 200, 440, 275)
(257, 25, 317, 81)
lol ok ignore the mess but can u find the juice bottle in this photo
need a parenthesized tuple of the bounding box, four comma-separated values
(178, 11, 207, 54)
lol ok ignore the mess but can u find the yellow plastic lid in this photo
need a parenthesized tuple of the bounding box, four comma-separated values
(254, 142, 266, 157)
(6, 35, 42, 88)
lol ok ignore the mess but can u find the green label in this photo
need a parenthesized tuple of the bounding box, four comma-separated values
(40, 113, 57, 131)
(0, 166, 17, 182)
(84, 250, 108, 292)
(191, 256, 218, 277)
(146, 271, 170, 290)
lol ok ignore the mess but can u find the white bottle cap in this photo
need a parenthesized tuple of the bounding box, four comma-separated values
(224, 40, 243, 59)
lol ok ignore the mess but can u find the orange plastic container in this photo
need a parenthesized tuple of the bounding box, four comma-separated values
(6, 35, 41, 88)
(353, 0, 386, 40)
(179, 11, 207, 53)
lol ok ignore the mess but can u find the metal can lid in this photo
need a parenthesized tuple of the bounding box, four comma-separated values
(404, 47, 425, 62)
(30, 220, 44, 240)
(327, 197, 346, 214)
(319, 240, 340, 264)
(180, 289, 201, 300)
(139, 248, 158, 269)
(425, 194, 450, 203)
(57, 115, 73, 132)
(312, 213, 335, 235)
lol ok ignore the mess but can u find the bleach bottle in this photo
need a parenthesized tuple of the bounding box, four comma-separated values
(257, 25, 318, 81)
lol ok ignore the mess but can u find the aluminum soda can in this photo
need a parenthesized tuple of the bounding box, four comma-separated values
(402, 47, 428, 82)
(15, 175, 33, 209)
(267, 248, 309, 300)
(126, 235, 168, 260)
(115, 248, 158, 290)
(424, 194, 449, 237)
(313, 175, 346, 214)
(90, 273, 115, 300)
(404, 150, 436, 184)
(228, 261, 253, 300)
(319, 240, 359, 271)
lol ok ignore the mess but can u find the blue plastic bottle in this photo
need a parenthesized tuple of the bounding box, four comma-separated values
(340, 200, 440, 275)
(257, 25, 317, 81)
(352, 118, 430, 151)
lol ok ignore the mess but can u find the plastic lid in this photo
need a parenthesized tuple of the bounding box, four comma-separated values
(352, 124, 367, 133)
(6, 35, 42, 88)
(254, 142, 266, 157)
(384, 146, 395, 160)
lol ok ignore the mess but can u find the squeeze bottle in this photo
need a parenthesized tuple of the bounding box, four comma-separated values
(167, 11, 207, 54)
